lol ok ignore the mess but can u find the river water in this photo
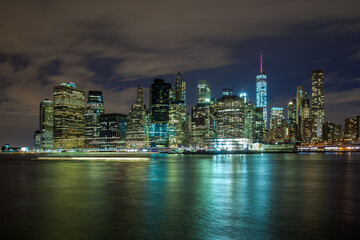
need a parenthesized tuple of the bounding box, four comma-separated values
(0, 153, 359, 239)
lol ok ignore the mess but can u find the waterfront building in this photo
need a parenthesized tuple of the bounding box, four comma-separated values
(39, 99, 53, 150)
(256, 52, 268, 129)
(312, 70, 325, 141)
(126, 86, 149, 148)
(301, 93, 310, 119)
(169, 103, 187, 148)
(344, 115, 360, 143)
(190, 80, 214, 148)
(100, 113, 128, 149)
(149, 79, 172, 147)
(300, 118, 313, 144)
(168, 71, 187, 148)
(85, 91, 105, 148)
(287, 99, 296, 124)
(197, 80, 211, 104)
(174, 70, 186, 103)
(269, 107, 286, 143)
(299, 93, 311, 143)
(296, 86, 304, 127)
(270, 107, 283, 130)
(33, 130, 42, 151)
(254, 107, 265, 143)
(214, 94, 245, 139)
(322, 121, 341, 144)
(244, 102, 255, 141)
(53, 82, 85, 149)
(191, 103, 214, 148)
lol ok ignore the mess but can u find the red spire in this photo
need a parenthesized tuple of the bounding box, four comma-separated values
(260, 51, 263, 74)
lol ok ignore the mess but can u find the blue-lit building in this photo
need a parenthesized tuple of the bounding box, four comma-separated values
(256, 52, 268, 129)
(149, 79, 172, 147)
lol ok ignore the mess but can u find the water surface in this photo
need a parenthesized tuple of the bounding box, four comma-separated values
(0, 153, 359, 239)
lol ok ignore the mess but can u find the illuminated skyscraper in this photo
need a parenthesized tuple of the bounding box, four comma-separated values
(256, 52, 267, 128)
(85, 91, 104, 148)
(344, 115, 360, 143)
(100, 113, 128, 149)
(126, 86, 149, 148)
(149, 79, 172, 147)
(39, 99, 53, 150)
(169, 71, 187, 148)
(175, 70, 186, 103)
(270, 107, 283, 130)
(214, 95, 245, 139)
(197, 80, 211, 104)
(53, 82, 85, 149)
(296, 86, 304, 126)
(322, 121, 341, 144)
(311, 70, 325, 140)
(287, 99, 296, 124)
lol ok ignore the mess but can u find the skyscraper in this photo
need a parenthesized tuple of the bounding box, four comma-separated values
(126, 86, 149, 148)
(100, 113, 128, 149)
(311, 70, 325, 140)
(256, 52, 267, 129)
(53, 82, 85, 149)
(149, 79, 172, 147)
(197, 80, 211, 104)
(270, 107, 283, 130)
(296, 86, 304, 126)
(85, 91, 104, 148)
(175, 70, 186, 103)
(169, 71, 187, 148)
(344, 115, 360, 143)
(191, 81, 213, 148)
(39, 99, 53, 150)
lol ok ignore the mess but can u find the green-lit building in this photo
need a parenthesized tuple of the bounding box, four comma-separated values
(169, 71, 187, 148)
(53, 82, 85, 149)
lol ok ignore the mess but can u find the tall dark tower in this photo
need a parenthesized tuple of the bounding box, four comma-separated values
(256, 52, 268, 129)
(149, 79, 172, 147)
(39, 99, 53, 150)
(175, 70, 186, 104)
(85, 91, 105, 148)
(311, 70, 325, 141)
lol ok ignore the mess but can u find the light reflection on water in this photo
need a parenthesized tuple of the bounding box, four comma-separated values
(1, 153, 360, 239)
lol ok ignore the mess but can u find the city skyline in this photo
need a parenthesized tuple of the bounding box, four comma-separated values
(0, 0, 359, 146)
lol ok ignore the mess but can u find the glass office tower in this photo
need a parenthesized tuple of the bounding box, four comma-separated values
(256, 52, 267, 129)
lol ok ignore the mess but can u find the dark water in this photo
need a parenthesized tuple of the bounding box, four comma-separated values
(1, 153, 360, 240)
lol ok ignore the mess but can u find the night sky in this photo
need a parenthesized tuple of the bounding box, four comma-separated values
(0, 0, 359, 147)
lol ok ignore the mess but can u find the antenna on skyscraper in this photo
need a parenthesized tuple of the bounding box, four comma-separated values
(260, 51, 263, 74)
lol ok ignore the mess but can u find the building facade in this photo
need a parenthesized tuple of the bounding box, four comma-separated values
(100, 113, 128, 149)
(344, 115, 360, 143)
(85, 91, 105, 148)
(53, 82, 85, 149)
(149, 79, 172, 147)
(256, 52, 268, 129)
(126, 86, 149, 148)
(39, 99, 53, 150)
(312, 70, 325, 141)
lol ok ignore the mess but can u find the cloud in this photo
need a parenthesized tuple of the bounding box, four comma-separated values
(326, 88, 360, 104)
